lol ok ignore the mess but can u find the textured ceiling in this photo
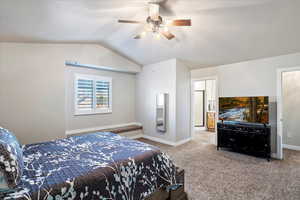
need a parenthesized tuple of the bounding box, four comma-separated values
(1, 0, 300, 68)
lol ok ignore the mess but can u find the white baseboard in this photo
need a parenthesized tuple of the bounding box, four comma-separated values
(65, 122, 142, 136)
(174, 137, 192, 146)
(194, 127, 206, 131)
(141, 135, 192, 146)
(142, 135, 176, 146)
(271, 153, 279, 159)
(128, 134, 144, 140)
(283, 144, 300, 151)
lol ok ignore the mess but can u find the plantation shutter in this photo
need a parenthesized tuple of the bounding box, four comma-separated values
(77, 79, 93, 109)
(96, 81, 110, 108)
(74, 74, 112, 115)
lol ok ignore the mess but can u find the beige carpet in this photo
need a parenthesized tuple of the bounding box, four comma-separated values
(138, 135, 300, 200)
(194, 131, 216, 144)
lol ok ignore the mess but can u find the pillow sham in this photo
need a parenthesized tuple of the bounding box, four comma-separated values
(0, 127, 24, 189)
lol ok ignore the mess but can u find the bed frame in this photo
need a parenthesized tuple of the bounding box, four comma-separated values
(146, 168, 187, 200)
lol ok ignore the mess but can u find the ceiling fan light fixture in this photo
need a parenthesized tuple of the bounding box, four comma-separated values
(163, 26, 169, 32)
(141, 31, 147, 37)
(118, 2, 191, 40)
(154, 32, 161, 40)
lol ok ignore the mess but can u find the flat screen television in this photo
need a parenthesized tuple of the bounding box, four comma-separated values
(219, 96, 269, 124)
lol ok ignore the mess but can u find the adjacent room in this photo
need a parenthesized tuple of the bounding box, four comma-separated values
(192, 79, 217, 144)
(0, 0, 300, 200)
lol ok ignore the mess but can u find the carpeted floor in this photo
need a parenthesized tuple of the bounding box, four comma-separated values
(193, 131, 216, 145)
(138, 134, 300, 200)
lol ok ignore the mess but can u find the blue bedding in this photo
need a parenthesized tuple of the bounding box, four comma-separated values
(2, 132, 177, 200)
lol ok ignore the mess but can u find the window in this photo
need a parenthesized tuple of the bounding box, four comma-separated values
(74, 74, 112, 115)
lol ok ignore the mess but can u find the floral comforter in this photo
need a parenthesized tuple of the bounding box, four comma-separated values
(2, 132, 177, 200)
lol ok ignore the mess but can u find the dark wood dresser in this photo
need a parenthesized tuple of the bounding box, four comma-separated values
(217, 121, 271, 161)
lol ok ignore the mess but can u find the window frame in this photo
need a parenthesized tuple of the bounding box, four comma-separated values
(74, 73, 112, 115)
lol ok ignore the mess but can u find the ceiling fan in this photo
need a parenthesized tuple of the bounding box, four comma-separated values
(118, 2, 191, 40)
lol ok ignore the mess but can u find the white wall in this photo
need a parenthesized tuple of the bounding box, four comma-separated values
(65, 66, 137, 131)
(136, 59, 177, 142)
(0, 43, 66, 144)
(136, 59, 191, 143)
(282, 70, 300, 147)
(64, 44, 141, 73)
(191, 52, 300, 155)
(205, 80, 217, 111)
(176, 60, 191, 141)
(0, 43, 141, 144)
(63, 44, 140, 133)
(192, 53, 300, 97)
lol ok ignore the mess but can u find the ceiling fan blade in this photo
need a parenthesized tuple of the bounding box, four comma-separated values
(118, 20, 141, 24)
(134, 35, 141, 39)
(161, 31, 175, 40)
(170, 19, 191, 26)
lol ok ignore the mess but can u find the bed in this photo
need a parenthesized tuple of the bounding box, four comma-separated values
(1, 131, 184, 200)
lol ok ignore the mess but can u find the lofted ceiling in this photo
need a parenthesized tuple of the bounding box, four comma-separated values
(1, 0, 300, 68)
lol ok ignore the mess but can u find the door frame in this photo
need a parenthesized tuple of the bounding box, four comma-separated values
(190, 76, 218, 139)
(277, 66, 300, 160)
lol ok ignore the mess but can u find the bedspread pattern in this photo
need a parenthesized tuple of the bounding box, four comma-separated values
(2, 132, 176, 200)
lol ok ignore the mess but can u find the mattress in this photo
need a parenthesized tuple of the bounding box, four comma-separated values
(2, 132, 177, 200)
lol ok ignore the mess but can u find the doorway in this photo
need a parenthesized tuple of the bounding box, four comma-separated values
(191, 78, 217, 144)
(277, 66, 300, 159)
(194, 81, 205, 128)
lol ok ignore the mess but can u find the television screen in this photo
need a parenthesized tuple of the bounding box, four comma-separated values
(219, 96, 269, 124)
